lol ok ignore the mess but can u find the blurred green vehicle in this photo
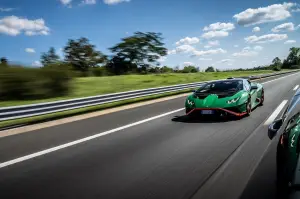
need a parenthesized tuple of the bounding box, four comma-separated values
(185, 78, 264, 117)
(268, 88, 300, 198)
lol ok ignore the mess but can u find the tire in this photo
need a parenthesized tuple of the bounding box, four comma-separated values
(260, 89, 264, 106)
(185, 108, 193, 115)
(245, 99, 252, 116)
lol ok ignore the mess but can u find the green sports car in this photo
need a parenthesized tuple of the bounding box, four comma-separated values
(185, 78, 264, 117)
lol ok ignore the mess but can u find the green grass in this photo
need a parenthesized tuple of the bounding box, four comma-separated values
(0, 70, 276, 107)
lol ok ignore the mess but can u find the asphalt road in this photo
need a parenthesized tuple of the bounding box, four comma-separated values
(0, 73, 300, 199)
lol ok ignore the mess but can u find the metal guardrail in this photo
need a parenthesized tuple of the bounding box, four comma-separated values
(0, 70, 299, 122)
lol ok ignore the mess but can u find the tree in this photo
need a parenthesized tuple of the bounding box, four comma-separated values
(106, 56, 137, 75)
(41, 47, 61, 66)
(64, 37, 107, 72)
(0, 57, 8, 66)
(205, 66, 215, 72)
(272, 57, 282, 71)
(109, 32, 167, 73)
(282, 47, 300, 69)
(272, 57, 282, 66)
(160, 66, 173, 73)
(182, 65, 199, 73)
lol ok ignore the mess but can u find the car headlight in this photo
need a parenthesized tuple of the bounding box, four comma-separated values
(187, 99, 195, 106)
(227, 97, 240, 104)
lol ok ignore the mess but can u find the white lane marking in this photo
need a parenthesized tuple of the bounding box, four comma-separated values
(0, 108, 185, 169)
(0, 72, 299, 168)
(261, 72, 300, 85)
(294, 85, 299, 91)
(264, 100, 288, 126)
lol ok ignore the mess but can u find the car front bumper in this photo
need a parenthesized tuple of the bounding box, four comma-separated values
(186, 108, 247, 117)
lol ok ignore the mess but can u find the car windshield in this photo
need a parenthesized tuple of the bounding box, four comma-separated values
(197, 80, 243, 93)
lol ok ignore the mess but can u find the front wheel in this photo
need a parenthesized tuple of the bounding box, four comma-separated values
(245, 99, 252, 116)
(185, 108, 193, 115)
(260, 89, 264, 106)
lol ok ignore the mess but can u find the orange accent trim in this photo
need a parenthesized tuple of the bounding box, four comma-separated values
(280, 135, 284, 146)
(186, 108, 247, 117)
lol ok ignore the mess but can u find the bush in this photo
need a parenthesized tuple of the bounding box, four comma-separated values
(205, 66, 215, 72)
(290, 65, 300, 69)
(182, 66, 199, 73)
(273, 65, 282, 71)
(0, 67, 72, 100)
(91, 67, 109, 76)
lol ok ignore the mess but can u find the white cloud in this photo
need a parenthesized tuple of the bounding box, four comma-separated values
(25, 48, 35, 53)
(232, 47, 258, 57)
(0, 16, 50, 36)
(252, 27, 260, 32)
(0, 8, 15, 12)
(208, 40, 220, 46)
(271, 22, 295, 32)
(217, 59, 234, 63)
(201, 31, 229, 39)
(221, 59, 234, 63)
(233, 46, 262, 57)
(233, 2, 296, 26)
(292, 8, 300, 12)
(32, 61, 42, 67)
(192, 48, 227, 57)
(199, 58, 212, 61)
(167, 49, 176, 55)
(175, 37, 200, 45)
(245, 33, 288, 43)
(60, 0, 72, 5)
(204, 40, 220, 49)
(103, 0, 130, 5)
(158, 56, 167, 62)
(253, 45, 263, 51)
(234, 45, 239, 48)
(284, 40, 296, 44)
(183, 62, 195, 66)
(203, 22, 235, 31)
(81, 0, 97, 5)
(213, 59, 235, 66)
(175, 45, 195, 53)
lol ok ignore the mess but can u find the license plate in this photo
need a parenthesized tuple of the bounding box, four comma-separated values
(201, 110, 214, 115)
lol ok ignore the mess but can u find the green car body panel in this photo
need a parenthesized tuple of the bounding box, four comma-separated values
(287, 123, 300, 180)
(185, 79, 264, 115)
(269, 89, 300, 194)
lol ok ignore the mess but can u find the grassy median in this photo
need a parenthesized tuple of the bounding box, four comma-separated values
(0, 70, 275, 107)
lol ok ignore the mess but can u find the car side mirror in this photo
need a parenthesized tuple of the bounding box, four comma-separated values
(268, 119, 283, 140)
(251, 85, 258, 90)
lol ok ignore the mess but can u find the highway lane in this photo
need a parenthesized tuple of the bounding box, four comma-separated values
(0, 73, 299, 199)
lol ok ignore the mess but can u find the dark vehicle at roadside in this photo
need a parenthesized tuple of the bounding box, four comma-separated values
(268, 89, 300, 198)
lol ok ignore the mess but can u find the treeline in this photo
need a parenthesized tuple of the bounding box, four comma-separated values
(0, 32, 201, 76)
(0, 31, 299, 101)
(1, 31, 299, 76)
(201, 47, 300, 73)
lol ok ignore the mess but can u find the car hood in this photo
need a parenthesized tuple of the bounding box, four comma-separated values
(186, 91, 246, 108)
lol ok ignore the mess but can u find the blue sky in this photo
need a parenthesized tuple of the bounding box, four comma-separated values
(0, 0, 299, 70)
